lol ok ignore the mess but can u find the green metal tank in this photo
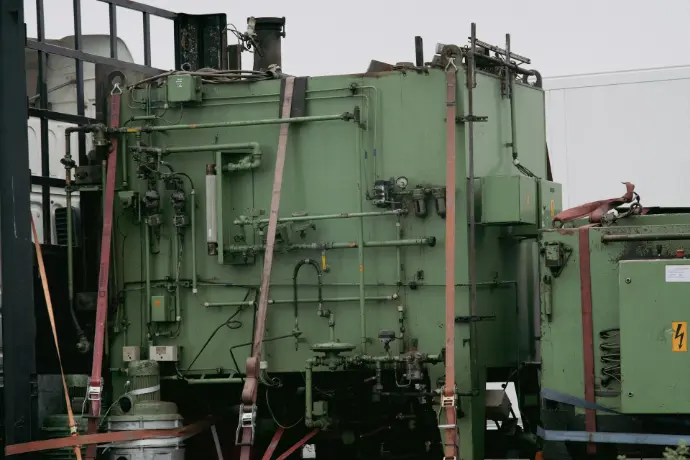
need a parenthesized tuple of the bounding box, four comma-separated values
(64, 21, 559, 460)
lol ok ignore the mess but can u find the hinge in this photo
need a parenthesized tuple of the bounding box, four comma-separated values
(454, 315, 496, 324)
(456, 115, 488, 123)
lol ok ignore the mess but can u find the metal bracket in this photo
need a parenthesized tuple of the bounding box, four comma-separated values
(456, 115, 488, 123)
(235, 404, 257, 446)
(542, 241, 572, 278)
(454, 315, 496, 324)
(441, 394, 456, 408)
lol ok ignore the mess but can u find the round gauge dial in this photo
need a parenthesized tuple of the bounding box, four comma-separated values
(396, 176, 409, 190)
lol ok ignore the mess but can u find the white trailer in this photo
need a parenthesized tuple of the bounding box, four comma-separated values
(543, 65, 690, 209)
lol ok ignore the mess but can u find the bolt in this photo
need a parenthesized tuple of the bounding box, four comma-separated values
(625, 278, 631, 284)
(628, 392, 634, 397)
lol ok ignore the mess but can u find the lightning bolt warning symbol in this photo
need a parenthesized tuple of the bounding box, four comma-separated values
(673, 322, 688, 352)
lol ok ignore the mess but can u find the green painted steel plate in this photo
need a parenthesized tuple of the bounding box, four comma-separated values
(619, 258, 690, 413)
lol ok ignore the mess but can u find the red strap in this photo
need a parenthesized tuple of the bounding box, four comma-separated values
(552, 182, 635, 227)
(578, 228, 597, 454)
(274, 430, 318, 460)
(6, 419, 209, 456)
(442, 66, 458, 460)
(238, 76, 295, 459)
(85, 90, 121, 460)
(262, 427, 284, 460)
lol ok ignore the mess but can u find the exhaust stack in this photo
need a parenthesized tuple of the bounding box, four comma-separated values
(249, 17, 286, 71)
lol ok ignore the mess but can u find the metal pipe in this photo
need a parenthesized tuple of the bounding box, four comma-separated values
(601, 233, 690, 243)
(65, 133, 75, 333)
(133, 142, 260, 157)
(188, 189, 197, 294)
(183, 377, 243, 385)
(356, 125, 367, 353)
(293, 259, 323, 333)
(396, 218, 403, 285)
(144, 222, 152, 333)
(304, 358, 327, 428)
(120, 112, 353, 133)
(233, 209, 405, 226)
(203, 300, 256, 308)
(506, 34, 519, 163)
(205, 165, 218, 255)
(174, 231, 181, 322)
(204, 295, 398, 308)
(224, 237, 436, 254)
(467, 21, 480, 402)
(121, 133, 128, 188)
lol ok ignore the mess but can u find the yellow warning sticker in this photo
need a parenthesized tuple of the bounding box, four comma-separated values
(550, 199, 555, 217)
(672, 321, 687, 352)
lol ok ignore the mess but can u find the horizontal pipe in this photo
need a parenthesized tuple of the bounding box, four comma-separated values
(233, 209, 405, 226)
(183, 377, 243, 385)
(202, 300, 255, 308)
(601, 233, 690, 243)
(225, 237, 436, 254)
(204, 294, 399, 308)
(119, 112, 353, 133)
(132, 142, 259, 156)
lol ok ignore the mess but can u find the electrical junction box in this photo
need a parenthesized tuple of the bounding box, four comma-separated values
(538, 180, 562, 229)
(150, 295, 172, 323)
(149, 345, 179, 362)
(122, 346, 140, 362)
(478, 175, 538, 225)
(619, 259, 690, 413)
(166, 74, 202, 103)
(302, 444, 316, 459)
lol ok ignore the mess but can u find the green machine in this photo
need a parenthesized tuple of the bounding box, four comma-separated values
(539, 188, 690, 459)
(61, 20, 559, 460)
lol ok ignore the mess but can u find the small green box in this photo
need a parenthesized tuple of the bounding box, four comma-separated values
(538, 180, 562, 229)
(479, 175, 537, 225)
(166, 75, 202, 103)
(150, 295, 171, 323)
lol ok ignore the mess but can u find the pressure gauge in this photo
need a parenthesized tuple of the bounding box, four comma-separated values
(396, 176, 409, 190)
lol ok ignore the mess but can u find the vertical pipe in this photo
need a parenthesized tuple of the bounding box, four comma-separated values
(174, 232, 181, 322)
(356, 126, 367, 353)
(144, 223, 152, 337)
(36, 0, 51, 243)
(395, 218, 403, 285)
(467, 22, 479, 392)
(305, 360, 314, 426)
(108, 2, 118, 59)
(506, 34, 519, 162)
(205, 165, 218, 255)
(66, 135, 75, 322)
(191, 189, 198, 294)
(73, 0, 86, 164)
(121, 133, 128, 188)
(143, 12, 152, 67)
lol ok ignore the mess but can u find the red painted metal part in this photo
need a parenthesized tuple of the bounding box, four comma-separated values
(578, 228, 597, 455)
(262, 427, 284, 460)
(239, 76, 295, 459)
(5, 420, 210, 456)
(85, 90, 121, 460)
(443, 67, 459, 459)
(274, 429, 319, 460)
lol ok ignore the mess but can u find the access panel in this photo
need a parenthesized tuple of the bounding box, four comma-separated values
(619, 258, 690, 413)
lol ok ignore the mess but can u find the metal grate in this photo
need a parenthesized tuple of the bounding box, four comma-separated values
(54, 206, 78, 247)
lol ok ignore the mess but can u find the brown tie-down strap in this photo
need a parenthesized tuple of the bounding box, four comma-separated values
(552, 182, 636, 227)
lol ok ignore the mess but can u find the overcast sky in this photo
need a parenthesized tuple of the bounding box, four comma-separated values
(22, 0, 690, 78)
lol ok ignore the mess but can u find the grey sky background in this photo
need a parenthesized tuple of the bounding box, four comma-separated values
(23, 0, 690, 77)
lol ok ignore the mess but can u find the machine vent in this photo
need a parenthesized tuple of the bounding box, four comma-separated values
(55, 206, 79, 246)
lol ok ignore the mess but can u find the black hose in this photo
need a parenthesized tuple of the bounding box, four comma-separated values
(292, 258, 323, 323)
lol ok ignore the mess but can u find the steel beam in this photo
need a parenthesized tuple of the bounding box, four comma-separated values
(0, 0, 38, 453)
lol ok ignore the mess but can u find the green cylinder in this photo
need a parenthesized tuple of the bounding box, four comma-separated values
(126, 359, 161, 405)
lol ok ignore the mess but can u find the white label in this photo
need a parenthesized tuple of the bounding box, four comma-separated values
(149, 345, 178, 361)
(302, 444, 316, 459)
(665, 265, 690, 282)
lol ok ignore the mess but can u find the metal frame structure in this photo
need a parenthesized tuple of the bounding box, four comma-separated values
(2, 0, 177, 452)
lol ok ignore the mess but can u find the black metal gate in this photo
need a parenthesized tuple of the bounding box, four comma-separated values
(0, 0, 228, 454)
